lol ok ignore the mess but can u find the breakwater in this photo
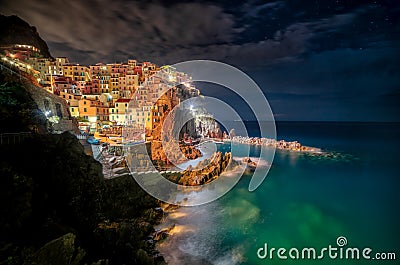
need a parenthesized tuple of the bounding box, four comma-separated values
(229, 136, 322, 152)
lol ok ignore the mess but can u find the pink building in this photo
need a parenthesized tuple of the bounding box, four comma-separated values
(91, 78, 100, 94)
(78, 81, 92, 95)
(52, 75, 73, 95)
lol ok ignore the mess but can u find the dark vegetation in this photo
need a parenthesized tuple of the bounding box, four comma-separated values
(0, 71, 165, 264)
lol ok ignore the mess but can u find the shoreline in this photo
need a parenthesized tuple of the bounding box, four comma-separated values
(92, 137, 321, 263)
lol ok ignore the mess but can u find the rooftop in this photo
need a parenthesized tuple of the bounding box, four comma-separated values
(115, 98, 131, 103)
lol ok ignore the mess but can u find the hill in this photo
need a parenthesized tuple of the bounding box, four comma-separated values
(0, 14, 52, 58)
(0, 71, 165, 264)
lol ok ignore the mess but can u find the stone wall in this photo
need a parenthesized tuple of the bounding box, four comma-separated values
(24, 82, 79, 133)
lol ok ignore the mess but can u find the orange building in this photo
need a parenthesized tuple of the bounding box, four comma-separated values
(78, 99, 109, 124)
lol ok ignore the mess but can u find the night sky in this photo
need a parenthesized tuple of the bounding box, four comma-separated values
(1, 0, 399, 121)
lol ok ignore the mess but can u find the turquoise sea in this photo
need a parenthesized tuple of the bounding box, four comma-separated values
(158, 122, 400, 264)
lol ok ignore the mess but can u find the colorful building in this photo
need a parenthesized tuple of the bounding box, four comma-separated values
(109, 98, 131, 125)
(63, 64, 91, 82)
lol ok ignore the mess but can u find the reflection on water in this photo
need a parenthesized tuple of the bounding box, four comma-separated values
(157, 123, 400, 264)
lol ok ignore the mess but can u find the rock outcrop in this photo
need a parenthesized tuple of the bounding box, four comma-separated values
(178, 152, 238, 186)
(32, 233, 85, 265)
(151, 140, 202, 167)
(0, 14, 52, 58)
(179, 144, 202, 160)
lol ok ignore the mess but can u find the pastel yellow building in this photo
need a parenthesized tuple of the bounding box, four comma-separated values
(69, 105, 79, 117)
(109, 98, 131, 125)
(110, 72, 120, 91)
(63, 64, 91, 82)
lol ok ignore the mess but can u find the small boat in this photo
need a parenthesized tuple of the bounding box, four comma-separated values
(87, 137, 100, 145)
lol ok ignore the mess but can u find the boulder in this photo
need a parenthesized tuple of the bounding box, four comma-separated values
(32, 233, 85, 265)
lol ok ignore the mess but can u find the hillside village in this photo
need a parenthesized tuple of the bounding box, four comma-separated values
(0, 44, 200, 133)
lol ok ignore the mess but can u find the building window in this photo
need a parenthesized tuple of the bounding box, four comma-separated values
(55, 103, 63, 118)
(83, 108, 87, 112)
(71, 107, 74, 112)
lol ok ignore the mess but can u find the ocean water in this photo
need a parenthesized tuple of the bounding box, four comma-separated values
(157, 122, 400, 264)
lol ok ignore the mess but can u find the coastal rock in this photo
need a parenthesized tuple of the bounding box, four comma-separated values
(231, 136, 322, 153)
(32, 233, 85, 265)
(177, 151, 238, 186)
(151, 140, 202, 165)
(179, 144, 202, 160)
(153, 225, 174, 242)
(136, 249, 155, 265)
(163, 204, 179, 212)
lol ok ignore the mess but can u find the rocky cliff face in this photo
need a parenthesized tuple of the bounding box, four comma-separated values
(178, 151, 237, 186)
(0, 14, 52, 58)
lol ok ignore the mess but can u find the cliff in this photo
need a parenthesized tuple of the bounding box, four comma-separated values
(0, 14, 52, 58)
(163, 151, 238, 186)
(0, 72, 164, 264)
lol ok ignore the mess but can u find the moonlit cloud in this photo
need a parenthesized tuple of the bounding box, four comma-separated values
(0, 0, 321, 65)
(1, 0, 240, 64)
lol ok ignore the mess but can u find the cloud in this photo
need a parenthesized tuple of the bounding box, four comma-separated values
(1, 0, 318, 65)
(0, 0, 392, 67)
(244, 1, 285, 18)
(1, 0, 239, 64)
